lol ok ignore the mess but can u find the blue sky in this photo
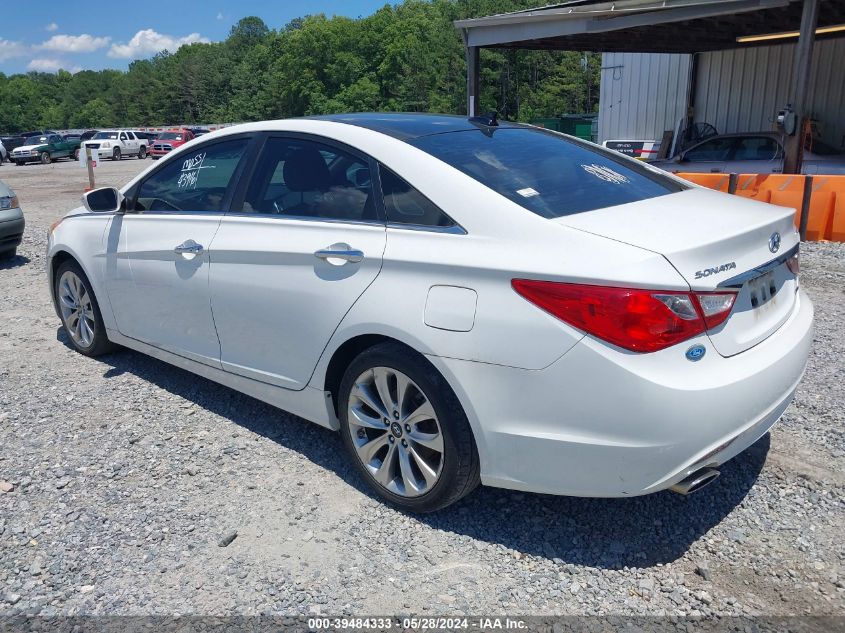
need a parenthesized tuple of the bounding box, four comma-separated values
(0, 0, 388, 75)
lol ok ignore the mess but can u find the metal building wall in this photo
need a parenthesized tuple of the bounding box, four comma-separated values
(695, 38, 845, 150)
(597, 52, 690, 143)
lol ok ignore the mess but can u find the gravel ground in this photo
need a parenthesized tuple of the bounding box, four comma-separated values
(0, 159, 843, 617)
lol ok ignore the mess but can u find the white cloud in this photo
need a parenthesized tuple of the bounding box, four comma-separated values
(46, 22, 59, 32)
(108, 29, 209, 59)
(217, 12, 224, 20)
(27, 58, 80, 73)
(0, 38, 27, 62)
(40, 34, 111, 53)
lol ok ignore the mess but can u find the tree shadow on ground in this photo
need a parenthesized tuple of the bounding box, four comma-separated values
(0, 254, 30, 270)
(60, 333, 768, 570)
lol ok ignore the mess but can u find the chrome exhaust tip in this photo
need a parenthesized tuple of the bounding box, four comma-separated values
(670, 468, 720, 495)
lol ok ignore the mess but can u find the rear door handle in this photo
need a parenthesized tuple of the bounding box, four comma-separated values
(314, 244, 364, 264)
(174, 239, 204, 254)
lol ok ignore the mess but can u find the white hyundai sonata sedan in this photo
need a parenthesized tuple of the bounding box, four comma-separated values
(47, 113, 813, 512)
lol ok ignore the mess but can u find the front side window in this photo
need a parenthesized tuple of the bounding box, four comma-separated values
(683, 137, 736, 162)
(241, 137, 377, 222)
(133, 138, 248, 213)
(379, 166, 455, 228)
(411, 128, 684, 219)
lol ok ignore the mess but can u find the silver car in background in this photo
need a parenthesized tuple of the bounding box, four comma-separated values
(650, 132, 845, 175)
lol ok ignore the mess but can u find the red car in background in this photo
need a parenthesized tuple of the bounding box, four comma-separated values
(150, 129, 195, 159)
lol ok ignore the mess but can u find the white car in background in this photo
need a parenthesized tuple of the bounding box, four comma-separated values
(46, 114, 812, 512)
(81, 130, 147, 161)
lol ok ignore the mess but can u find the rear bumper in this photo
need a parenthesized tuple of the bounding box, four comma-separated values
(431, 288, 814, 497)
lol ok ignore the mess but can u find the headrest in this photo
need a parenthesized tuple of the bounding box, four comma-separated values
(283, 146, 331, 192)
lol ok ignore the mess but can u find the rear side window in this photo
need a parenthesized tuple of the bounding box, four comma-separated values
(379, 166, 454, 228)
(410, 128, 683, 219)
(134, 138, 248, 213)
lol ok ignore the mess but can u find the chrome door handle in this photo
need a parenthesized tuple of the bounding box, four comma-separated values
(174, 240, 204, 254)
(314, 246, 364, 264)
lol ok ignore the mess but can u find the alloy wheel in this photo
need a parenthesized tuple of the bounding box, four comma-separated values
(58, 271, 96, 348)
(347, 367, 444, 497)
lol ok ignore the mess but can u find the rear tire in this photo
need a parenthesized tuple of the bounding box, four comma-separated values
(338, 342, 480, 513)
(73, 148, 80, 160)
(0, 248, 16, 259)
(54, 260, 116, 357)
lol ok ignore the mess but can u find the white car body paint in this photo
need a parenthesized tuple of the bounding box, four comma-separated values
(47, 116, 813, 498)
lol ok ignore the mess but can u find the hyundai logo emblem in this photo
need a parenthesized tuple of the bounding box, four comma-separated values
(768, 232, 781, 253)
(685, 345, 706, 361)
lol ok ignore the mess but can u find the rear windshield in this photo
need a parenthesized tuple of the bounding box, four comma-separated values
(410, 128, 685, 218)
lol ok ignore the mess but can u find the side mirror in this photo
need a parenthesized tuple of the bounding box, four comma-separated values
(83, 187, 124, 213)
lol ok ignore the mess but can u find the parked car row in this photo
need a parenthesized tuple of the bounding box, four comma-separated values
(0, 127, 218, 167)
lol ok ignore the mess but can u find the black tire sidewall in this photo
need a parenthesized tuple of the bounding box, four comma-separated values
(338, 343, 479, 513)
(54, 260, 113, 357)
(113, 148, 121, 160)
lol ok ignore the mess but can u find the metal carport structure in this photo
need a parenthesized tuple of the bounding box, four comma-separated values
(455, 0, 845, 173)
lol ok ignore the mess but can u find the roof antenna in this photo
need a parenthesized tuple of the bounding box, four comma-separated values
(469, 110, 499, 127)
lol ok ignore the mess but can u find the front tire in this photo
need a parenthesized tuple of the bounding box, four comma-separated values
(339, 342, 480, 512)
(40, 152, 50, 165)
(113, 148, 121, 161)
(55, 260, 115, 357)
(0, 248, 16, 259)
(138, 146, 147, 159)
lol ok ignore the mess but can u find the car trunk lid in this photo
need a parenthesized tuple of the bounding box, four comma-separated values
(554, 187, 799, 356)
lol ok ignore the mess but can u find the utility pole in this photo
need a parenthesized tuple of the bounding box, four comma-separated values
(783, 0, 820, 174)
(466, 45, 480, 116)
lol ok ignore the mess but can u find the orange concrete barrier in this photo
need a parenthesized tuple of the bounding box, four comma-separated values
(832, 197, 845, 242)
(809, 176, 845, 241)
(677, 173, 731, 192)
(802, 191, 835, 240)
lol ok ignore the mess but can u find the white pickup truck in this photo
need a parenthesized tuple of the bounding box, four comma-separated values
(81, 130, 148, 160)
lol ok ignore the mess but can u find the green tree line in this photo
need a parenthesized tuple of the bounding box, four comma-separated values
(0, 0, 601, 133)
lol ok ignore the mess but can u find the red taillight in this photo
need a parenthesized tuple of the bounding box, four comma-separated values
(512, 280, 737, 353)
